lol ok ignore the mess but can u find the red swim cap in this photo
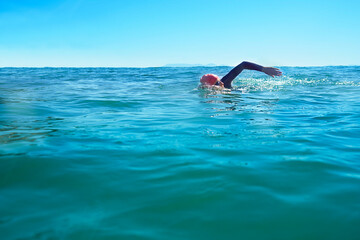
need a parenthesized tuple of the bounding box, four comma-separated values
(200, 74, 219, 85)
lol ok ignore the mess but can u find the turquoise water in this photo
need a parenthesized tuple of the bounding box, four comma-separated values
(1, 66, 360, 239)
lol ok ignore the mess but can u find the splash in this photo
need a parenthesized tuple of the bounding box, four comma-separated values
(232, 75, 360, 93)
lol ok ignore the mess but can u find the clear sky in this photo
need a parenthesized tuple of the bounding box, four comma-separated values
(0, 0, 359, 67)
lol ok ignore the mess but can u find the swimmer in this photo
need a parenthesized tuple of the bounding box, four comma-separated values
(200, 61, 282, 89)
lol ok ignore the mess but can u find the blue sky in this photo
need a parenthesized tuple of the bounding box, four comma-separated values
(0, 0, 359, 67)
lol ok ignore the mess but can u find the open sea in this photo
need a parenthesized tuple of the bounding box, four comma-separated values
(1, 66, 360, 240)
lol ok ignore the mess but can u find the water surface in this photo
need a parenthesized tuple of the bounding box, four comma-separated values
(1, 66, 360, 239)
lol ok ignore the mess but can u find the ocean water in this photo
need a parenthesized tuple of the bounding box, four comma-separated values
(0, 66, 360, 240)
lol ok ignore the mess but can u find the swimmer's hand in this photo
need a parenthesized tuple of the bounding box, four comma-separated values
(262, 67, 282, 78)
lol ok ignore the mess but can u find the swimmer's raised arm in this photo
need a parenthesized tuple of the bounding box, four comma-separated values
(220, 61, 282, 88)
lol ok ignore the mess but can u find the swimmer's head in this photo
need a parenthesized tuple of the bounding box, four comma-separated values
(200, 74, 220, 86)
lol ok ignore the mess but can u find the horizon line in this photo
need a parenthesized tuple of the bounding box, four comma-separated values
(1, 64, 359, 68)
